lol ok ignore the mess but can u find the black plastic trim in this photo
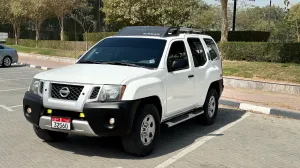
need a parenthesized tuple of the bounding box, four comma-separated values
(83, 100, 141, 136)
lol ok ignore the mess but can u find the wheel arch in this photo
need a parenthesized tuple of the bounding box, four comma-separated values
(135, 96, 163, 122)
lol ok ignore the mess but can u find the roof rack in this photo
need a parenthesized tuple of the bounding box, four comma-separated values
(114, 26, 202, 37)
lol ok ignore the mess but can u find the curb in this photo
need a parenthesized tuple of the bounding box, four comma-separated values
(17, 62, 52, 70)
(220, 99, 300, 120)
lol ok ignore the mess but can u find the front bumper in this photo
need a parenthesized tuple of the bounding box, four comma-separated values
(23, 91, 140, 137)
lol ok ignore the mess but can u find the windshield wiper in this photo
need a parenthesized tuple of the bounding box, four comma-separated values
(101, 62, 149, 69)
(78, 60, 102, 64)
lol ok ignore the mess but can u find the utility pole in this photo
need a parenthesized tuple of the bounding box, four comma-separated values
(232, 0, 237, 41)
(232, 0, 237, 32)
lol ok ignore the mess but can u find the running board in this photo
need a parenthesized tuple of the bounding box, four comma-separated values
(164, 110, 204, 128)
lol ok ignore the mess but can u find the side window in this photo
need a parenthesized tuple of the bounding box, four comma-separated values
(167, 41, 189, 71)
(187, 38, 207, 67)
(204, 39, 219, 60)
(0, 45, 4, 49)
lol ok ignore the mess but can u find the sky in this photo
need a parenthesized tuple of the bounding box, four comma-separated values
(203, 0, 299, 7)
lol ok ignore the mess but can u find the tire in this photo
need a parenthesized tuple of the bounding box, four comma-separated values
(198, 88, 219, 125)
(122, 104, 160, 157)
(2, 56, 12, 67)
(33, 126, 69, 142)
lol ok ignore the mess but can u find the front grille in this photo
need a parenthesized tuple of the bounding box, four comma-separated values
(51, 83, 84, 101)
(90, 87, 100, 99)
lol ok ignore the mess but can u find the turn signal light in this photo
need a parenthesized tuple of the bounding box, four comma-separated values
(47, 109, 52, 114)
(79, 113, 85, 118)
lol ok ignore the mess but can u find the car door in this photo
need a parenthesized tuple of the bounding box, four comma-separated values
(166, 40, 195, 117)
(0, 45, 5, 63)
(187, 37, 209, 107)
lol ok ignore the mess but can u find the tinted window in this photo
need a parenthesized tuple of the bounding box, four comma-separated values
(79, 38, 167, 68)
(167, 41, 189, 71)
(0, 45, 4, 49)
(204, 39, 219, 60)
(187, 38, 207, 67)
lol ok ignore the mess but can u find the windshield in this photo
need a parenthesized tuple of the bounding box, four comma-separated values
(78, 38, 167, 69)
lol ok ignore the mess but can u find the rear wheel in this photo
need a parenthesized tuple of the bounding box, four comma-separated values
(122, 104, 160, 156)
(2, 56, 12, 67)
(198, 88, 219, 125)
(33, 126, 68, 142)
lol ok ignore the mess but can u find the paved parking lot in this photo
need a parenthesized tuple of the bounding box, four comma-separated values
(0, 65, 300, 168)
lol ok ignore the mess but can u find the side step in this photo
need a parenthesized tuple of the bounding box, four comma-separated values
(164, 109, 204, 128)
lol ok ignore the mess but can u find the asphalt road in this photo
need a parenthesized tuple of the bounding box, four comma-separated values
(0, 65, 299, 168)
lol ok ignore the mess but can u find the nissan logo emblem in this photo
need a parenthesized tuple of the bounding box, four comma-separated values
(59, 87, 70, 98)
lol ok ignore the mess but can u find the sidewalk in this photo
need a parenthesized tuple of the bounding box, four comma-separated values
(18, 54, 300, 113)
(223, 86, 300, 112)
(19, 53, 74, 69)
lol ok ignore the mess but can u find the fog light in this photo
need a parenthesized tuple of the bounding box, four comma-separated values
(47, 109, 52, 114)
(27, 107, 32, 114)
(109, 118, 115, 125)
(79, 113, 85, 118)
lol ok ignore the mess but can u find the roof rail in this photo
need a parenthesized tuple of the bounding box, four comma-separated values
(114, 26, 202, 37)
(179, 27, 202, 34)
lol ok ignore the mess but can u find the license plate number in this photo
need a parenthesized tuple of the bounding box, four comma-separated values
(51, 117, 71, 130)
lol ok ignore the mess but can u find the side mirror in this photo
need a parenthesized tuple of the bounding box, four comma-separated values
(169, 59, 188, 72)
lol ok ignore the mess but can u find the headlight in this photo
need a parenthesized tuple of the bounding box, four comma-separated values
(99, 85, 126, 102)
(29, 79, 40, 95)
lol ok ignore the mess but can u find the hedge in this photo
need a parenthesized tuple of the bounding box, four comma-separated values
(83, 32, 116, 41)
(6, 38, 98, 51)
(204, 31, 270, 42)
(219, 42, 300, 63)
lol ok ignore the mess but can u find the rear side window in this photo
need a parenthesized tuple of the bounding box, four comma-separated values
(204, 39, 219, 60)
(187, 38, 207, 67)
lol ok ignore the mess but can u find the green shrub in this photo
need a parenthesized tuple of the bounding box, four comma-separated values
(18, 39, 36, 47)
(83, 32, 116, 41)
(219, 42, 300, 63)
(6, 38, 14, 45)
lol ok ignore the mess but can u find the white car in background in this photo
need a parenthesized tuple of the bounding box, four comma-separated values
(0, 44, 18, 67)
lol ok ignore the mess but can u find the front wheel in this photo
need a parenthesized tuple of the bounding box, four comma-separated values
(198, 88, 219, 125)
(33, 126, 69, 142)
(122, 104, 160, 156)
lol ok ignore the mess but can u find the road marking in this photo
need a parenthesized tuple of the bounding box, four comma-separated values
(240, 103, 271, 114)
(155, 112, 251, 168)
(0, 105, 14, 112)
(0, 78, 32, 81)
(0, 71, 37, 75)
(0, 88, 28, 92)
(9, 105, 23, 109)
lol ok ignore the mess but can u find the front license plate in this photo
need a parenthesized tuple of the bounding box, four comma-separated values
(51, 117, 71, 130)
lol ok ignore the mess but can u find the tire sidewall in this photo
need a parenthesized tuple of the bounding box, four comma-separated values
(2, 56, 12, 67)
(123, 104, 160, 156)
(203, 89, 219, 124)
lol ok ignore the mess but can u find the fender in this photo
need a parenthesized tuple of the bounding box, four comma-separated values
(121, 77, 165, 118)
(122, 77, 164, 101)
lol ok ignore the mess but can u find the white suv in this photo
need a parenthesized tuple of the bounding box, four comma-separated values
(23, 26, 223, 156)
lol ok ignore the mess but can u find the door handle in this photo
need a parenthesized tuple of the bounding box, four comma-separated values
(188, 74, 194, 78)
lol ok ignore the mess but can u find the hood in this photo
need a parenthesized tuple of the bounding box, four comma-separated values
(34, 64, 154, 84)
